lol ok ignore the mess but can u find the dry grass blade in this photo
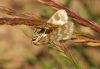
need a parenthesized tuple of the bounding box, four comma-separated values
(37, 0, 100, 33)
(72, 35, 100, 46)
(0, 6, 41, 20)
(52, 40, 80, 69)
(0, 6, 55, 28)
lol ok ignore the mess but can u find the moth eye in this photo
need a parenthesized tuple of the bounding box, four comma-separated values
(32, 38, 36, 41)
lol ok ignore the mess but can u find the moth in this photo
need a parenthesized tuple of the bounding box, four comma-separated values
(32, 10, 74, 45)
(0, 6, 74, 45)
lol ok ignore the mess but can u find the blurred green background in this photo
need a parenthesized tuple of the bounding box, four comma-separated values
(0, 0, 100, 69)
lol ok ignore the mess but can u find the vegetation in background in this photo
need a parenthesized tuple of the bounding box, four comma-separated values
(0, 0, 100, 69)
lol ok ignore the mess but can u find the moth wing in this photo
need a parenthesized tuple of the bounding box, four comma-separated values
(48, 10, 68, 25)
(61, 21, 74, 40)
(33, 22, 74, 45)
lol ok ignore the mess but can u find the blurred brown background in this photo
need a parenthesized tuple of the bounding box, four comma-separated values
(0, 0, 100, 69)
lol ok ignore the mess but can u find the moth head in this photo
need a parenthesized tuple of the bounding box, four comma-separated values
(48, 10, 68, 25)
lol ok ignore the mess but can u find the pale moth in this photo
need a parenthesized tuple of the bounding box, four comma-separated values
(32, 10, 74, 45)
